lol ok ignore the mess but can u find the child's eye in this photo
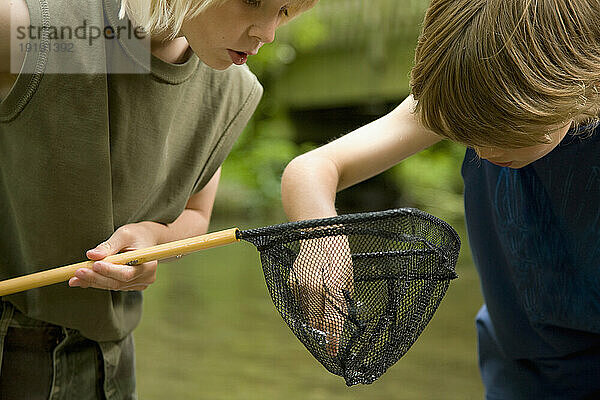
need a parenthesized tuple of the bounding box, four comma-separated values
(243, 0, 287, 17)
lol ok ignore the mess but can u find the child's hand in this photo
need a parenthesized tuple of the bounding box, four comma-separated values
(68, 222, 161, 291)
(289, 235, 354, 356)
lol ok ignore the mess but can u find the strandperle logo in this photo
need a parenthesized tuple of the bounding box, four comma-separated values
(15, 19, 146, 47)
(10, 17, 151, 74)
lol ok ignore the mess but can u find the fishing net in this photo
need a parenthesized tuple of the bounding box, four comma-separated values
(238, 208, 460, 386)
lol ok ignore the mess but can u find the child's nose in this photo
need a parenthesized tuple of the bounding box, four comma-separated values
(249, 18, 277, 44)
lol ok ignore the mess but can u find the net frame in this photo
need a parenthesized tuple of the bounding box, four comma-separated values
(238, 208, 460, 386)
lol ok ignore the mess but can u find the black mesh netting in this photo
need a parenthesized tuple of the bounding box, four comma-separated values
(238, 208, 460, 386)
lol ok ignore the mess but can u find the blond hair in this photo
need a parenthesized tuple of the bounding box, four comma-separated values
(119, 0, 222, 37)
(120, 0, 317, 39)
(410, 0, 600, 148)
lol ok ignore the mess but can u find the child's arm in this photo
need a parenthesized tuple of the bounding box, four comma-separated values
(282, 98, 439, 351)
(281, 95, 441, 221)
(69, 168, 222, 291)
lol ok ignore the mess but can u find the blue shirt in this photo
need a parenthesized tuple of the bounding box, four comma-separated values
(462, 125, 600, 359)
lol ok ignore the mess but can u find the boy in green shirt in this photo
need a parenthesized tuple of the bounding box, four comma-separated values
(0, 0, 316, 398)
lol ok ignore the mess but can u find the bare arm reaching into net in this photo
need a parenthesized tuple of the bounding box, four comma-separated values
(281, 95, 441, 356)
(289, 235, 353, 356)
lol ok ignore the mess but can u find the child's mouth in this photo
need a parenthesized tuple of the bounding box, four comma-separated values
(227, 49, 248, 65)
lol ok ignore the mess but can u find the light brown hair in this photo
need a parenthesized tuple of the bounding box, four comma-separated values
(410, 0, 600, 148)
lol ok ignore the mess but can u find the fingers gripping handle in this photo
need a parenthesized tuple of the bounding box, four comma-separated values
(0, 228, 240, 297)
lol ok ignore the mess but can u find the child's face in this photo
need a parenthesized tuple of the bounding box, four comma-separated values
(181, 0, 296, 70)
(474, 121, 572, 169)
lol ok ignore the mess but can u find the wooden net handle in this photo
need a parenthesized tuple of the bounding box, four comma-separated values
(0, 228, 240, 297)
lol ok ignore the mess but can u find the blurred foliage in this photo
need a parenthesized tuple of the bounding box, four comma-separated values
(215, 13, 328, 219)
(217, 113, 317, 218)
(215, 2, 466, 223)
(391, 140, 465, 224)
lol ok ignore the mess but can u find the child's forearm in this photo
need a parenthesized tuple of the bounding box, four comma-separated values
(149, 167, 221, 244)
(100, 166, 221, 251)
(136, 208, 212, 246)
(281, 152, 340, 221)
(73, 169, 222, 291)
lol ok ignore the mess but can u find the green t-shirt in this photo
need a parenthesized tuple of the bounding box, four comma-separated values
(0, 0, 263, 341)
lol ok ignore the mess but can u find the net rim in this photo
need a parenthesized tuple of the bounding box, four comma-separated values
(238, 207, 460, 248)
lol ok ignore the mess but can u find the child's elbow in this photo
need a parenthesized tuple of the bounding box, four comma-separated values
(282, 152, 341, 194)
(281, 153, 312, 188)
